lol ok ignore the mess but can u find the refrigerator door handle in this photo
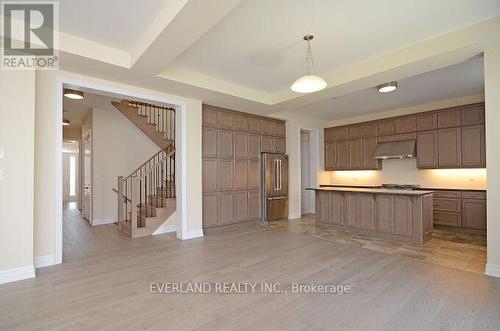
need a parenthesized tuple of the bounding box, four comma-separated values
(278, 159, 282, 191)
(274, 159, 278, 191)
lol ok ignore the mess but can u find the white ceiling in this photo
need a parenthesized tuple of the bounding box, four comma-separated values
(172, 0, 500, 92)
(59, 0, 169, 51)
(289, 57, 485, 121)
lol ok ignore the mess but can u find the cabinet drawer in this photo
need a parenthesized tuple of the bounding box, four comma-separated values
(433, 198, 461, 212)
(433, 212, 461, 227)
(431, 190, 461, 199)
(461, 191, 486, 200)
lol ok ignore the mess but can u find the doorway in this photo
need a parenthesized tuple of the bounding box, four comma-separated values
(82, 130, 92, 223)
(62, 140, 80, 204)
(300, 130, 313, 215)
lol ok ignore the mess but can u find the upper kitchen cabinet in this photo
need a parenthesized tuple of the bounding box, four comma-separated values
(261, 120, 274, 136)
(348, 139, 363, 169)
(233, 114, 248, 131)
(348, 125, 363, 139)
(325, 142, 336, 171)
(416, 112, 438, 131)
(248, 117, 261, 133)
(461, 103, 485, 126)
(218, 111, 234, 129)
(395, 116, 417, 133)
(438, 107, 461, 128)
(361, 122, 378, 138)
(377, 119, 396, 136)
(416, 130, 438, 168)
(333, 127, 348, 141)
(461, 125, 485, 167)
(202, 106, 219, 128)
(273, 121, 286, 137)
(335, 140, 350, 169)
(438, 127, 461, 167)
(362, 137, 381, 170)
(324, 128, 335, 142)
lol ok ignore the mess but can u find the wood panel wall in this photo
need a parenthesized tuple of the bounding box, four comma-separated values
(202, 105, 286, 228)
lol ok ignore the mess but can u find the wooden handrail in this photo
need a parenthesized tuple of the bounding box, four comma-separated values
(112, 187, 131, 203)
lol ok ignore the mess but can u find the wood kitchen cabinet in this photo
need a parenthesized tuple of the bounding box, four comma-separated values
(348, 139, 363, 169)
(462, 199, 487, 230)
(344, 193, 359, 228)
(461, 125, 485, 167)
(438, 108, 461, 128)
(359, 193, 376, 231)
(335, 140, 349, 169)
(438, 127, 461, 167)
(331, 192, 345, 225)
(395, 116, 417, 133)
(416, 112, 438, 131)
(202, 194, 219, 227)
(319, 191, 331, 223)
(325, 142, 335, 171)
(333, 127, 348, 141)
(461, 103, 485, 126)
(431, 190, 486, 230)
(416, 130, 438, 168)
(362, 137, 381, 169)
(378, 119, 396, 136)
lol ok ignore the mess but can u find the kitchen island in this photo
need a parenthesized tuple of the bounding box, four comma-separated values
(307, 187, 434, 245)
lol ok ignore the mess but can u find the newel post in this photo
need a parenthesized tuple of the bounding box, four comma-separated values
(131, 177, 139, 236)
(117, 176, 124, 224)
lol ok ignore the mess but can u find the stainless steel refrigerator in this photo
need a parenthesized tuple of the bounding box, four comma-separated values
(261, 152, 289, 223)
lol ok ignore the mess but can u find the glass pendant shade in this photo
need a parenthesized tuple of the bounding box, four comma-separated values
(291, 75, 327, 93)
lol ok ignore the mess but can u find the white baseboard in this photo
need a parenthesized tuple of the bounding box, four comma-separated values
(92, 218, 115, 226)
(485, 263, 500, 278)
(34, 255, 56, 269)
(0, 265, 35, 285)
(153, 224, 176, 235)
(288, 212, 301, 220)
(180, 229, 204, 240)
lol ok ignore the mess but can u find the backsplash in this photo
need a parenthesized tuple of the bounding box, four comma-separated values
(322, 158, 486, 190)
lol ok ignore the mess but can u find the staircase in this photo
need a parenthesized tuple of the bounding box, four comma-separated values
(112, 100, 176, 238)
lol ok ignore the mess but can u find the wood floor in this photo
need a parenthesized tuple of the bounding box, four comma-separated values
(0, 208, 499, 330)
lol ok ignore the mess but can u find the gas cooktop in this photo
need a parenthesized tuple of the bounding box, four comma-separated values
(381, 184, 421, 190)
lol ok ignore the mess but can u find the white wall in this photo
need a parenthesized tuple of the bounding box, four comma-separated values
(484, 47, 500, 277)
(0, 70, 36, 282)
(91, 106, 158, 224)
(33, 70, 203, 265)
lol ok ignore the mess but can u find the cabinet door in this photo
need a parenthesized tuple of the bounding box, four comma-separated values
(438, 128, 461, 167)
(261, 135, 274, 152)
(461, 104, 484, 126)
(438, 108, 461, 128)
(261, 120, 274, 135)
(324, 128, 335, 142)
(234, 192, 248, 222)
(359, 193, 375, 231)
(319, 191, 331, 223)
(395, 116, 416, 133)
(202, 127, 218, 157)
(378, 119, 396, 136)
(234, 115, 248, 131)
(273, 122, 285, 137)
(202, 159, 217, 193)
(361, 122, 378, 138)
(362, 137, 381, 169)
(248, 134, 261, 159)
(218, 111, 234, 129)
(218, 159, 234, 191)
(248, 117, 261, 133)
(333, 127, 348, 140)
(344, 193, 359, 228)
(416, 112, 438, 131)
(324, 142, 336, 171)
(219, 192, 234, 224)
(377, 195, 394, 234)
(462, 199, 486, 230)
(202, 107, 218, 128)
(348, 125, 362, 139)
(335, 140, 349, 169)
(248, 160, 261, 190)
(234, 132, 249, 159)
(433, 212, 461, 227)
(416, 130, 438, 168)
(218, 129, 234, 158)
(234, 160, 248, 191)
(248, 190, 261, 220)
(274, 137, 286, 154)
(203, 194, 219, 227)
(331, 192, 345, 225)
(461, 125, 485, 167)
(394, 196, 413, 237)
(348, 139, 363, 169)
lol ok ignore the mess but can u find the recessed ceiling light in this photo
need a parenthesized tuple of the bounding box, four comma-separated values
(378, 81, 398, 93)
(64, 88, 84, 99)
(291, 35, 327, 94)
(62, 119, 70, 126)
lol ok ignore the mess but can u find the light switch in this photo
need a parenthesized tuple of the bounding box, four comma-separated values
(0, 169, 4, 180)
(0, 147, 4, 159)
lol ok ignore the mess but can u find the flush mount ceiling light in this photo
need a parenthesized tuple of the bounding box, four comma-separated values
(62, 119, 70, 126)
(291, 35, 326, 94)
(377, 81, 398, 93)
(64, 88, 84, 99)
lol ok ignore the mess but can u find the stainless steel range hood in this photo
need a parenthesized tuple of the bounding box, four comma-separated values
(373, 140, 416, 160)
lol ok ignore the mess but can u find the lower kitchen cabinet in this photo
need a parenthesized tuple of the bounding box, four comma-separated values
(344, 193, 359, 227)
(234, 192, 248, 222)
(331, 192, 345, 225)
(319, 191, 331, 223)
(462, 199, 487, 230)
(202, 194, 219, 227)
(248, 190, 261, 220)
(359, 193, 375, 231)
(219, 192, 235, 225)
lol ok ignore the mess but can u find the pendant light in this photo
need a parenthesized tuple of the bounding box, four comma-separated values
(291, 35, 326, 93)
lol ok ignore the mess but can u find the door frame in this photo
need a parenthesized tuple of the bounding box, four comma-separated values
(81, 129, 92, 224)
(300, 130, 312, 214)
(54, 75, 189, 265)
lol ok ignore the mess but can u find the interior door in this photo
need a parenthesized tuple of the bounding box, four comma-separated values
(301, 134, 310, 214)
(82, 131, 92, 223)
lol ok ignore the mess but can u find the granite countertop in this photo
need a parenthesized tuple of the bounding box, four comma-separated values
(307, 187, 434, 195)
(319, 185, 486, 192)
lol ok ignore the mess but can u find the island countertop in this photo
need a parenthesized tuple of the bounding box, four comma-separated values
(307, 187, 434, 196)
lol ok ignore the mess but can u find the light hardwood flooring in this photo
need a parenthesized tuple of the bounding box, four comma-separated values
(0, 210, 499, 330)
(267, 215, 487, 274)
